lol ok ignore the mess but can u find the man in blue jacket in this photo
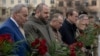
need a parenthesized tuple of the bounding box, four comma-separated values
(0, 4, 29, 56)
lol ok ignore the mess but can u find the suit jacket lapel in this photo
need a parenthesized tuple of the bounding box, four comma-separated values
(8, 18, 25, 40)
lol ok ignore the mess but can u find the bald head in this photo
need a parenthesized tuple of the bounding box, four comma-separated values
(35, 3, 48, 12)
(35, 3, 50, 22)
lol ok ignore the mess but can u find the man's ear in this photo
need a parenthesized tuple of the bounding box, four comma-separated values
(13, 13, 17, 17)
(68, 14, 71, 17)
(14, 13, 20, 18)
(35, 10, 38, 13)
(35, 10, 41, 16)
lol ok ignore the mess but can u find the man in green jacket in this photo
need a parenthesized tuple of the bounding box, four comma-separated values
(24, 3, 56, 56)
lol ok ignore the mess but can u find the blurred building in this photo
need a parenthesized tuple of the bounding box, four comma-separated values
(84, 0, 98, 19)
(0, 0, 54, 20)
(55, 0, 100, 19)
(0, 0, 30, 19)
(0, 0, 100, 20)
(85, 0, 100, 20)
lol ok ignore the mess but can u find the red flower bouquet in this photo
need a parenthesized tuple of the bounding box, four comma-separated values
(0, 33, 13, 55)
(31, 38, 47, 56)
(69, 42, 83, 56)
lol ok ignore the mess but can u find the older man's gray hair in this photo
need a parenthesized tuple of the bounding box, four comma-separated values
(11, 4, 27, 14)
(79, 14, 88, 19)
(50, 13, 63, 20)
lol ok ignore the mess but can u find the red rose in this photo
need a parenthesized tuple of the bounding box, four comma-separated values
(70, 50, 76, 56)
(0, 34, 13, 44)
(70, 46, 76, 56)
(69, 43, 76, 56)
(40, 39, 46, 45)
(38, 39, 47, 56)
(69, 43, 76, 50)
(38, 45, 46, 56)
(4, 34, 13, 43)
(31, 38, 40, 47)
(0, 36, 4, 44)
(77, 42, 83, 48)
(31, 38, 47, 56)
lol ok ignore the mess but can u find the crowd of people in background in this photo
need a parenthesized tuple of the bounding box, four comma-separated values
(0, 3, 100, 56)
